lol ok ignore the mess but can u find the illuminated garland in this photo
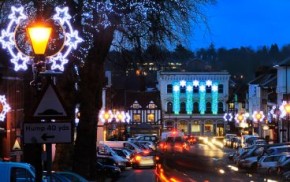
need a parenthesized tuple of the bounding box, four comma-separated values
(186, 85, 193, 114)
(212, 83, 218, 114)
(0, 95, 11, 122)
(199, 83, 206, 114)
(173, 83, 180, 114)
(0, 6, 83, 72)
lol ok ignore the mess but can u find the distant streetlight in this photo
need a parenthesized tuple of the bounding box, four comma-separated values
(252, 111, 265, 136)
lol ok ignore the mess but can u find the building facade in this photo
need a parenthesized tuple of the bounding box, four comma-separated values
(157, 71, 231, 136)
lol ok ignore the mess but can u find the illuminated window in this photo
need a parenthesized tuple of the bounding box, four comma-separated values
(167, 84, 173, 93)
(132, 101, 141, 109)
(147, 113, 154, 122)
(229, 103, 234, 109)
(133, 114, 141, 122)
(147, 101, 157, 109)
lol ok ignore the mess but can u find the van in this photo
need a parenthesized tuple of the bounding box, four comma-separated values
(0, 161, 36, 182)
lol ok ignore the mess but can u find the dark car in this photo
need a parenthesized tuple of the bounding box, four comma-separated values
(96, 162, 121, 179)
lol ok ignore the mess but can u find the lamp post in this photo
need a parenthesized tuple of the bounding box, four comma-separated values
(0, 5, 82, 181)
(223, 112, 233, 132)
(252, 111, 265, 137)
(270, 105, 281, 143)
(284, 103, 290, 142)
(99, 110, 113, 141)
(235, 113, 247, 136)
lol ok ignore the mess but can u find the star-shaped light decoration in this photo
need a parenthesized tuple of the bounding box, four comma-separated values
(173, 85, 180, 92)
(52, 7, 72, 25)
(0, 95, 11, 122)
(199, 85, 206, 92)
(8, 6, 27, 24)
(179, 80, 186, 87)
(193, 80, 199, 87)
(0, 30, 14, 49)
(186, 85, 193, 92)
(125, 112, 131, 123)
(0, 6, 83, 72)
(223, 113, 233, 122)
(65, 31, 83, 50)
(50, 54, 68, 71)
(212, 85, 218, 92)
(11, 52, 30, 71)
(206, 80, 212, 87)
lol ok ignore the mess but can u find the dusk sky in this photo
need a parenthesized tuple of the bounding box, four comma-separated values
(187, 0, 290, 51)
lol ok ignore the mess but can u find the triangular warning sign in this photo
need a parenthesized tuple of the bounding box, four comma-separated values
(33, 83, 68, 118)
(12, 139, 21, 150)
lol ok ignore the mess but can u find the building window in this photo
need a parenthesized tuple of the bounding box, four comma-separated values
(218, 102, 223, 113)
(133, 114, 141, 122)
(218, 84, 223, 93)
(167, 84, 173, 93)
(167, 102, 173, 113)
(229, 102, 234, 109)
(147, 101, 157, 109)
(193, 86, 199, 93)
(180, 86, 186, 93)
(180, 102, 186, 113)
(206, 86, 211, 93)
(206, 102, 211, 114)
(147, 113, 154, 122)
(193, 102, 199, 113)
(132, 101, 142, 109)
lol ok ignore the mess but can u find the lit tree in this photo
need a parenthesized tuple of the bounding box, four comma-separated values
(0, 0, 215, 180)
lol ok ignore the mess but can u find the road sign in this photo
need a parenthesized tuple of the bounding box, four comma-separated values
(23, 122, 72, 144)
(32, 83, 68, 119)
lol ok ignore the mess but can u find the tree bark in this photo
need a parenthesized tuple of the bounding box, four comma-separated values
(73, 26, 115, 180)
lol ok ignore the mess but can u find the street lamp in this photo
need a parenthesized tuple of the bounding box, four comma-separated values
(270, 105, 281, 143)
(0, 5, 82, 181)
(252, 111, 265, 136)
(27, 25, 52, 55)
(99, 110, 113, 141)
(235, 113, 248, 136)
(284, 103, 290, 142)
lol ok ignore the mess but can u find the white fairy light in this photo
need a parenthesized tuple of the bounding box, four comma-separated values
(0, 6, 83, 72)
(0, 95, 11, 122)
(186, 85, 193, 92)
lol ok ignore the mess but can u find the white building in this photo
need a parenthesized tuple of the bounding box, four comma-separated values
(156, 71, 231, 136)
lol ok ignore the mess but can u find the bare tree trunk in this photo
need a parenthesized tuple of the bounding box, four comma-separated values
(73, 26, 115, 180)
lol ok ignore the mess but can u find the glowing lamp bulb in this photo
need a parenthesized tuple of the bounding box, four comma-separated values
(28, 26, 52, 55)
(285, 104, 290, 113)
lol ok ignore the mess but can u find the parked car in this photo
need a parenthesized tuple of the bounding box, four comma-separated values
(136, 135, 159, 143)
(43, 171, 71, 182)
(96, 162, 121, 179)
(257, 154, 283, 173)
(55, 171, 88, 182)
(277, 159, 290, 175)
(184, 135, 198, 145)
(223, 134, 237, 147)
